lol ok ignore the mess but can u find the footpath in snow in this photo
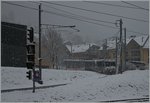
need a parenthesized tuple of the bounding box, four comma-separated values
(1, 67, 149, 102)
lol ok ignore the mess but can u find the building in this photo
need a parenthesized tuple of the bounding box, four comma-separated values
(64, 35, 149, 70)
(1, 22, 27, 67)
(66, 43, 100, 60)
(101, 35, 149, 65)
(124, 35, 149, 64)
(64, 43, 100, 69)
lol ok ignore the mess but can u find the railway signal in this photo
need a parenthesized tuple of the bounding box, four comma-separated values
(26, 27, 35, 70)
(26, 27, 43, 92)
(26, 44, 35, 69)
(27, 27, 34, 42)
(26, 70, 32, 80)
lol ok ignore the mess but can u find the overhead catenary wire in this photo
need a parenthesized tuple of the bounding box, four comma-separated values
(39, 4, 115, 25)
(30, 1, 115, 25)
(31, 1, 148, 36)
(3, 1, 148, 36)
(2, 1, 118, 29)
(41, 1, 148, 23)
(83, 1, 149, 11)
(43, 9, 118, 29)
(2, 1, 38, 11)
(121, 1, 149, 11)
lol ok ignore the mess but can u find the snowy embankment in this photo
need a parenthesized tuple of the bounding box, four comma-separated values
(1, 67, 101, 90)
(1, 67, 149, 102)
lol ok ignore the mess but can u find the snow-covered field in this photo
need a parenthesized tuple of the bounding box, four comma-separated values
(1, 67, 149, 102)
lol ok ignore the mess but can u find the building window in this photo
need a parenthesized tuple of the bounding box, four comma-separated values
(131, 49, 140, 57)
(130, 49, 140, 61)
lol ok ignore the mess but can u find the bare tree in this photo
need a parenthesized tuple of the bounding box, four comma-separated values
(42, 27, 67, 69)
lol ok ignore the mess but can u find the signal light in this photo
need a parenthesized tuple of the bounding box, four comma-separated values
(26, 70, 32, 80)
(26, 27, 35, 70)
(27, 27, 34, 42)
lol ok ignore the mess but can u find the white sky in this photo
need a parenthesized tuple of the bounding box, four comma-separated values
(1, 0, 149, 43)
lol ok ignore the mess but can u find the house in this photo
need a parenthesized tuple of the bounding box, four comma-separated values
(100, 35, 149, 65)
(66, 43, 100, 60)
(64, 35, 149, 70)
(64, 43, 100, 69)
(126, 35, 149, 64)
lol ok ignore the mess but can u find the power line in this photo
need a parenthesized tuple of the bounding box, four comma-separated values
(39, 3, 115, 25)
(44, 9, 148, 36)
(43, 9, 118, 29)
(30, 2, 148, 36)
(121, 1, 149, 11)
(2, 1, 38, 11)
(3, 1, 148, 36)
(83, 1, 148, 11)
(30, 1, 115, 25)
(41, 1, 148, 23)
(2, 1, 118, 29)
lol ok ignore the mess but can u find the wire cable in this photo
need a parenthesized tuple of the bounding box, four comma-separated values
(3, 1, 148, 36)
(31, 1, 148, 36)
(30, 1, 115, 25)
(41, 1, 148, 23)
(83, 1, 148, 11)
(2, 1, 38, 11)
(40, 4, 115, 25)
(2, 1, 118, 29)
(43, 9, 118, 29)
(121, 1, 149, 11)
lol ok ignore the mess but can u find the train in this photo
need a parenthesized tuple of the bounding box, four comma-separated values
(64, 59, 116, 74)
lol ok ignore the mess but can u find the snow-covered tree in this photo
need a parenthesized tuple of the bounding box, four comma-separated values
(42, 28, 68, 69)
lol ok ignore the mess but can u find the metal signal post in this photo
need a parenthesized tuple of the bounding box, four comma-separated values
(26, 27, 36, 92)
(39, 3, 42, 82)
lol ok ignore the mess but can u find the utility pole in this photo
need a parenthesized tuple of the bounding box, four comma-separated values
(119, 19, 123, 74)
(115, 19, 123, 74)
(103, 39, 107, 69)
(39, 3, 42, 81)
(115, 37, 118, 74)
(124, 28, 126, 71)
(71, 42, 72, 59)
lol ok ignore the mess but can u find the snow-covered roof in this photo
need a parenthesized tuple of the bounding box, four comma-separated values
(126, 35, 149, 48)
(143, 39, 149, 48)
(65, 35, 149, 52)
(66, 43, 97, 53)
(107, 39, 117, 49)
(134, 35, 149, 48)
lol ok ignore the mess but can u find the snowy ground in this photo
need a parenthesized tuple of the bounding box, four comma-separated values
(1, 67, 149, 102)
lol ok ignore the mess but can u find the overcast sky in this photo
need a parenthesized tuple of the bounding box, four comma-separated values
(1, 0, 149, 43)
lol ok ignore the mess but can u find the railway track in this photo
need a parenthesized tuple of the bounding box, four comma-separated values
(100, 97, 149, 102)
(1, 83, 68, 93)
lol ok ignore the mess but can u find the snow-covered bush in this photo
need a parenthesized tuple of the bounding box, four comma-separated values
(125, 62, 137, 71)
(103, 66, 116, 75)
(144, 65, 149, 70)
